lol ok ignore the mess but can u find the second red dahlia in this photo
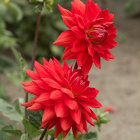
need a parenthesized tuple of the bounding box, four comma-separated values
(54, 0, 117, 75)
(22, 58, 102, 138)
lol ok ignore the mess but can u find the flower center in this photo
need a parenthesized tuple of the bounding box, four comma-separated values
(86, 25, 108, 45)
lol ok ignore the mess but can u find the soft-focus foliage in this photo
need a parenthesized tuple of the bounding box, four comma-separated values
(125, 0, 140, 15)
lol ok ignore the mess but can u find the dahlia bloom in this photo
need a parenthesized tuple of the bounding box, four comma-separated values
(54, 0, 117, 75)
(22, 58, 102, 138)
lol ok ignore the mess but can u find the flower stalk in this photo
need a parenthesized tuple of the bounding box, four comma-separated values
(39, 127, 48, 140)
(25, 12, 41, 120)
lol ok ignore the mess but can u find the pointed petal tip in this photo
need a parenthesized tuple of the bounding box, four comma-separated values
(21, 103, 28, 107)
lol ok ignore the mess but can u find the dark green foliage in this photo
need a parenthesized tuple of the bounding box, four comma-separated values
(2, 125, 22, 137)
(82, 132, 98, 140)
(20, 133, 32, 140)
(0, 98, 23, 122)
(22, 119, 42, 138)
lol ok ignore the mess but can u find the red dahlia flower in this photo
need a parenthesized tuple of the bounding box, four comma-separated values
(22, 58, 102, 138)
(54, 0, 117, 75)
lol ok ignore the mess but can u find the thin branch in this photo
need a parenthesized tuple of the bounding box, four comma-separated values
(39, 127, 48, 140)
(25, 12, 41, 120)
(24, 91, 29, 120)
(31, 12, 41, 70)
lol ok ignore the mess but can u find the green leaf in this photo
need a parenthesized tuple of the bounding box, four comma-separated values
(83, 132, 98, 140)
(20, 133, 32, 140)
(0, 36, 17, 48)
(5, 71, 22, 87)
(0, 117, 8, 129)
(28, 110, 43, 128)
(10, 47, 28, 81)
(100, 118, 110, 124)
(0, 98, 23, 122)
(2, 125, 22, 137)
(125, 0, 137, 15)
(29, 0, 43, 3)
(22, 119, 42, 138)
(100, 112, 109, 118)
(0, 18, 6, 33)
(0, 131, 13, 140)
(0, 84, 10, 101)
(12, 99, 22, 114)
(0, 54, 15, 70)
(28, 95, 43, 128)
(7, 2, 23, 21)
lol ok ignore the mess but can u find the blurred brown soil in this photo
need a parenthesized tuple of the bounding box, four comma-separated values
(0, 0, 140, 140)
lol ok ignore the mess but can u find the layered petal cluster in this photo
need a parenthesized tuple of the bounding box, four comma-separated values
(22, 58, 102, 138)
(54, 0, 117, 75)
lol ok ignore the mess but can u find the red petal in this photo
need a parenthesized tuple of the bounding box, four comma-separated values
(92, 51, 101, 69)
(27, 103, 44, 111)
(25, 69, 40, 80)
(62, 16, 76, 29)
(35, 93, 50, 102)
(40, 121, 49, 129)
(42, 107, 55, 123)
(76, 120, 84, 134)
(71, 26, 84, 39)
(62, 129, 70, 138)
(82, 109, 94, 126)
(60, 117, 73, 131)
(61, 88, 75, 98)
(72, 125, 78, 139)
(71, 109, 81, 124)
(82, 98, 102, 108)
(21, 96, 37, 107)
(82, 116, 88, 132)
(50, 90, 63, 100)
(85, 0, 100, 21)
(100, 50, 115, 60)
(75, 14, 85, 29)
(97, 9, 114, 22)
(34, 61, 48, 78)
(53, 30, 75, 47)
(90, 109, 98, 120)
(42, 78, 61, 89)
(54, 121, 62, 138)
(23, 86, 42, 95)
(81, 58, 92, 76)
(72, 40, 86, 53)
(64, 98, 79, 110)
(58, 4, 72, 17)
(55, 103, 69, 118)
(21, 82, 33, 87)
(33, 80, 49, 90)
(102, 39, 117, 49)
(62, 47, 77, 60)
(43, 57, 49, 66)
(77, 51, 90, 67)
(84, 88, 99, 98)
(71, 0, 86, 16)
